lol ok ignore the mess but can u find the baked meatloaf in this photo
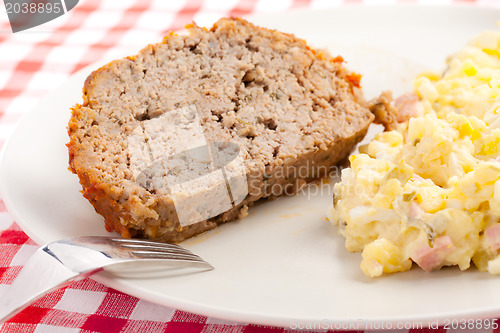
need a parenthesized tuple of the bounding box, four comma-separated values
(67, 18, 374, 243)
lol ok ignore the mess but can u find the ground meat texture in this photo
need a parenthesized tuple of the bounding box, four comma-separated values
(67, 18, 375, 243)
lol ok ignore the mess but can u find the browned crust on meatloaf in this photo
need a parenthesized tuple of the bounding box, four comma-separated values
(67, 18, 374, 243)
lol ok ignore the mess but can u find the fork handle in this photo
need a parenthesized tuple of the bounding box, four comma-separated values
(0, 249, 100, 323)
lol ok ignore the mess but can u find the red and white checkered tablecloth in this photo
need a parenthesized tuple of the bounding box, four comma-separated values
(1, 0, 500, 332)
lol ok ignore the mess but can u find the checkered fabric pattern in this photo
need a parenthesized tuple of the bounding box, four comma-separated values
(1, 0, 500, 332)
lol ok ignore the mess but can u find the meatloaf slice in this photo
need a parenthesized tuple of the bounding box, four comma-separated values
(67, 18, 374, 243)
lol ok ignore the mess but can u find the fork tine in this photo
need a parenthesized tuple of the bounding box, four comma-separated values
(111, 238, 199, 256)
(142, 258, 213, 269)
(111, 238, 183, 250)
(117, 244, 195, 256)
(109, 238, 212, 268)
(132, 251, 213, 269)
(132, 251, 203, 261)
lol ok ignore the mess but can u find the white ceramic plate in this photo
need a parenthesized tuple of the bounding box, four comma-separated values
(2, 5, 500, 329)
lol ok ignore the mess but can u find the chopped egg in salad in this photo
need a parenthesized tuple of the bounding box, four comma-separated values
(328, 26, 500, 277)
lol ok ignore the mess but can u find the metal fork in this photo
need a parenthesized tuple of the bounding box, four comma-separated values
(0, 236, 213, 323)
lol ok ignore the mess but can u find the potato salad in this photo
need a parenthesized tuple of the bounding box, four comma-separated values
(329, 27, 500, 277)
